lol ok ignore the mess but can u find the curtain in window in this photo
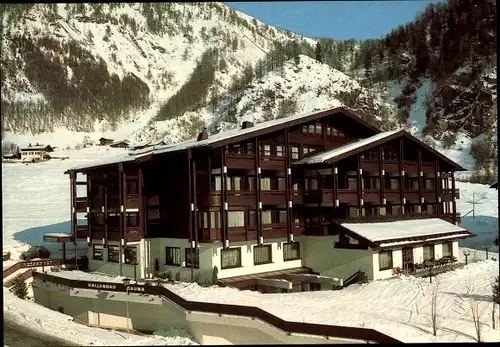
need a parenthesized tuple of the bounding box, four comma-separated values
(185, 248, 200, 268)
(210, 211, 220, 228)
(221, 248, 241, 268)
(378, 251, 393, 270)
(423, 245, 434, 260)
(390, 179, 399, 190)
(228, 211, 245, 227)
(248, 210, 257, 226)
(166, 247, 181, 265)
(214, 176, 221, 191)
(442, 242, 452, 257)
(254, 245, 271, 264)
(233, 177, 241, 191)
(284, 242, 300, 260)
(347, 177, 357, 190)
(226, 176, 232, 191)
(261, 177, 271, 190)
(278, 210, 287, 224)
(261, 210, 272, 224)
(278, 178, 286, 191)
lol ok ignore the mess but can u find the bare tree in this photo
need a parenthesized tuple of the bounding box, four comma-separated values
(430, 281, 439, 336)
(466, 282, 483, 342)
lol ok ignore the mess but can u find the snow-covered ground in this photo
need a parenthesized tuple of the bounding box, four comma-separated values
(4, 291, 197, 346)
(34, 252, 500, 344)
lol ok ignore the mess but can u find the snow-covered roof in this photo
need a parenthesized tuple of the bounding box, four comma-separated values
(341, 218, 471, 244)
(294, 129, 402, 165)
(20, 144, 52, 151)
(133, 106, 371, 157)
(44, 233, 72, 237)
(66, 153, 135, 172)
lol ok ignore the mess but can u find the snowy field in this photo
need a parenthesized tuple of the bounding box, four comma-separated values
(34, 249, 500, 344)
(4, 291, 197, 346)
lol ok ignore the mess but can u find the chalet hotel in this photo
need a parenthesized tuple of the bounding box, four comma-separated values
(67, 106, 473, 292)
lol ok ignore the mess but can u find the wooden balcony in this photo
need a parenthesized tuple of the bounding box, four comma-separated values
(360, 159, 379, 172)
(92, 226, 105, 241)
(292, 223, 305, 235)
(90, 196, 103, 211)
(227, 191, 256, 206)
(422, 162, 435, 173)
(126, 227, 141, 242)
(198, 193, 222, 206)
(423, 190, 437, 202)
(126, 194, 140, 209)
(303, 190, 322, 205)
(75, 225, 89, 239)
(226, 153, 254, 170)
(198, 228, 222, 242)
(147, 208, 160, 220)
(261, 190, 286, 205)
(147, 195, 160, 206)
(338, 189, 358, 203)
(385, 190, 400, 202)
(107, 194, 120, 210)
(362, 189, 380, 203)
(403, 160, 418, 173)
(383, 160, 399, 172)
(291, 191, 303, 205)
(403, 190, 419, 202)
(260, 156, 285, 171)
(75, 197, 87, 212)
(441, 188, 460, 201)
(108, 227, 121, 241)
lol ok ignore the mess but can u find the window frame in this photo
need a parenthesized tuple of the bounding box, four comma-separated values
(378, 250, 393, 271)
(166, 246, 181, 266)
(254, 244, 273, 265)
(227, 210, 245, 228)
(124, 246, 137, 264)
(442, 242, 453, 257)
(423, 244, 435, 261)
(221, 247, 242, 269)
(93, 244, 104, 261)
(107, 244, 120, 263)
(283, 242, 301, 261)
(185, 247, 200, 269)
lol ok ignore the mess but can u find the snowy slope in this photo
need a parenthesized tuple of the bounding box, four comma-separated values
(4, 291, 197, 345)
(32, 258, 500, 344)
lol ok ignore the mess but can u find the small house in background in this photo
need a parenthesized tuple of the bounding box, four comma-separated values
(130, 140, 167, 151)
(109, 140, 130, 148)
(99, 137, 114, 146)
(2, 152, 21, 160)
(490, 181, 498, 190)
(19, 143, 54, 162)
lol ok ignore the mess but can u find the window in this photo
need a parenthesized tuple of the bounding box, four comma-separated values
(254, 245, 272, 265)
(261, 210, 273, 224)
(126, 181, 138, 194)
(247, 176, 256, 190)
(423, 245, 435, 261)
(378, 250, 393, 271)
(93, 244, 103, 261)
(276, 145, 284, 157)
(278, 210, 287, 224)
(248, 210, 257, 226)
(283, 242, 300, 261)
(278, 177, 286, 191)
(124, 246, 137, 264)
(364, 177, 380, 189)
(211, 211, 221, 228)
(388, 178, 400, 190)
(126, 212, 139, 227)
(292, 180, 300, 190)
(246, 142, 254, 155)
(347, 177, 358, 190)
(425, 179, 435, 190)
(166, 247, 181, 266)
(389, 205, 402, 216)
(426, 204, 437, 215)
(261, 177, 271, 190)
(261, 144, 271, 156)
(308, 124, 315, 133)
(291, 146, 299, 160)
(228, 211, 245, 227)
(185, 248, 199, 268)
(213, 175, 222, 191)
(107, 245, 120, 263)
(233, 176, 242, 191)
(442, 242, 453, 257)
(226, 176, 232, 191)
(229, 144, 243, 154)
(315, 123, 322, 135)
(221, 247, 242, 269)
(92, 213, 105, 225)
(107, 213, 120, 227)
(302, 125, 308, 134)
(348, 207, 360, 218)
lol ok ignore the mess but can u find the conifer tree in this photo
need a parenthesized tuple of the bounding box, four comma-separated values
(314, 42, 323, 63)
(11, 275, 28, 299)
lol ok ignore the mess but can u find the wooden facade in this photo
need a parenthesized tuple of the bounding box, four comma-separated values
(67, 107, 464, 255)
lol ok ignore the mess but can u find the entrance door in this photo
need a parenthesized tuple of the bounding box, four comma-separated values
(402, 247, 414, 271)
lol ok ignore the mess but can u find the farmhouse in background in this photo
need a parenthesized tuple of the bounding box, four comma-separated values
(98, 137, 114, 146)
(130, 140, 167, 151)
(65, 106, 473, 293)
(2, 152, 21, 160)
(109, 140, 130, 148)
(20, 143, 54, 162)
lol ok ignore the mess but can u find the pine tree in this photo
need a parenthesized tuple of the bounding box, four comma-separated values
(314, 42, 323, 63)
(11, 275, 28, 299)
(493, 276, 500, 305)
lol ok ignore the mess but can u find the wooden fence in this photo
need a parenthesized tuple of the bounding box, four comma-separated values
(32, 271, 403, 344)
(3, 259, 88, 280)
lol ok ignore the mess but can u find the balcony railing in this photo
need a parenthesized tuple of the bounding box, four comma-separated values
(125, 194, 140, 209)
(75, 225, 89, 239)
(75, 197, 87, 212)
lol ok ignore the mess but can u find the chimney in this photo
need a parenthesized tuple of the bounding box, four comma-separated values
(28, 143, 31, 147)
(197, 127, 209, 141)
(241, 121, 254, 129)
(36, 142, 39, 146)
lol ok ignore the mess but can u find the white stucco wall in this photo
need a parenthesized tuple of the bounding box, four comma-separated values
(452, 241, 459, 258)
(33, 280, 361, 344)
(413, 246, 424, 265)
(88, 241, 141, 280)
(300, 236, 374, 281)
